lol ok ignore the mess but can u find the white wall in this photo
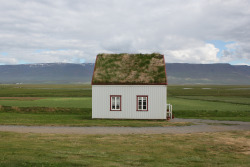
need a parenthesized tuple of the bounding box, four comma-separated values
(92, 85, 167, 119)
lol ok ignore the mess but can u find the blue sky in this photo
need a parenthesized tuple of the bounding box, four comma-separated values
(0, 0, 249, 66)
(207, 40, 235, 58)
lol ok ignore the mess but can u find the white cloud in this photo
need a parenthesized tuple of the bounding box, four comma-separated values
(16, 49, 97, 64)
(0, 0, 249, 65)
(0, 56, 18, 64)
(219, 42, 250, 65)
(165, 43, 220, 64)
(233, 62, 250, 66)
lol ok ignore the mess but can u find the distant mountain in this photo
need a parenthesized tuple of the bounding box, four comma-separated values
(0, 63, 94, 84)
(165, 63, 250, 85)
(0, 63, 249, 84)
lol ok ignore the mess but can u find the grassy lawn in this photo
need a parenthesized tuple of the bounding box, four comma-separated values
(0, 85, 249, 166)
(0, 84, 249, 125)
(176, 96, 250, 105)
(0, 107, 191, 127)
(0, 131, 249, 167)
(0, 112, 192, 127)
(0, 97, 91, 108)
(167, 85, 250, 122)
(168, 97, 250, 111)
(168, 97, 250, 121)
(167, 85, 250, 97)
(0, 84, 91, 97)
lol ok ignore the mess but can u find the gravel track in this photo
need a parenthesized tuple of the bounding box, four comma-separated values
(0, 118, 249, 134)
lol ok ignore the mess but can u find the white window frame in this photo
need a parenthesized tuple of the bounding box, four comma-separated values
(137, 95, 148, 111)
(110, 95, 121, 111)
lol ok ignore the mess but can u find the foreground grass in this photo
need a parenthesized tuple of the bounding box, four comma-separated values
(0, 131, 249, 167)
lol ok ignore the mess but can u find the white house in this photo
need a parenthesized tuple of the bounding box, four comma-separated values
(91, 53, 168, 119)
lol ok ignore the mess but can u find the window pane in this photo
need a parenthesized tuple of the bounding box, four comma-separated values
(116, 97, 120, 109)
(112, 97, 115, 101)
(112, 97, 115, 109)
(116, 99, 120, 105)
(143, 105, 147, 110)
(138, 97, 141, 109)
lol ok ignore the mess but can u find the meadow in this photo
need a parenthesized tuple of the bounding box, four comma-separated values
(0, 84, 249, 126)
(0, 131, 249, 166)
(0, 84, 250, 166)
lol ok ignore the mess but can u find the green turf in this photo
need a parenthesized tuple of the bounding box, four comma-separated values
(0, 97, 91, 108)
(176, 96, 250, 105)
(1, 96, 248, 111)
(0, 112, 192, 127)
(0, 84, 249, 124)
(168, 97, 250, 112)
(0, 131, 249, 167)
(0, 84, 249, 166)
(167, 85, 250, 121)
(0, 84, 91, 97)
(92, 53, 166, 84)
(168, 85, 250, 97)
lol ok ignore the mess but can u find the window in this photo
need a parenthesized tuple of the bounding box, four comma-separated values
(110, 95, 121, 111)
(137, 95, 148, 111)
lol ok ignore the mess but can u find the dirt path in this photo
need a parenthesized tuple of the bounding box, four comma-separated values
(0, 118, 249, 134)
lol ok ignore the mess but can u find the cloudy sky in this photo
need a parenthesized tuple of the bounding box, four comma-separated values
(0, 0, 250, 65)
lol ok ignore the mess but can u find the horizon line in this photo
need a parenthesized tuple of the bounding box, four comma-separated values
(0, 62, 249, 66)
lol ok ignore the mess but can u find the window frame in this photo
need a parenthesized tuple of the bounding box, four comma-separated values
(136, 95, 148, 111)
(110, 95, 122, 111)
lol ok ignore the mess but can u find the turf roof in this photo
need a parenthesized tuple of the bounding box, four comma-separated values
(92, 53, 167, 85)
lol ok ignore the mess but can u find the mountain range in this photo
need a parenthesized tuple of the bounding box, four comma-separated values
(0, 63, 249, 85)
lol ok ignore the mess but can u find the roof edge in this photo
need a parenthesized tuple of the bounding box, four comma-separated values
(92, 83, 167, 85)
(91, 55, 98, 85)
(163, 55, 168, 85)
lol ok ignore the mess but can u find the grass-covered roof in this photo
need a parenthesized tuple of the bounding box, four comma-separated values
(92, 53, 167, 85)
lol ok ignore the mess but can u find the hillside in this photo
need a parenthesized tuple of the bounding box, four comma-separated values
(0, 63, 94, 84)
(166, 63, 250, 85)
(0, 63, 249, 85)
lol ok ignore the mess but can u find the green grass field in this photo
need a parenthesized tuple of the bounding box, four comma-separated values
(0, 112, 192, 127)
(0, 84, 249, 166)
(0, 84, 91, 97)
(0, 97, 91, 108)
(0, 84, 250, 126)
(0, 131, 249, 166)
(167, 85, 250, 121)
